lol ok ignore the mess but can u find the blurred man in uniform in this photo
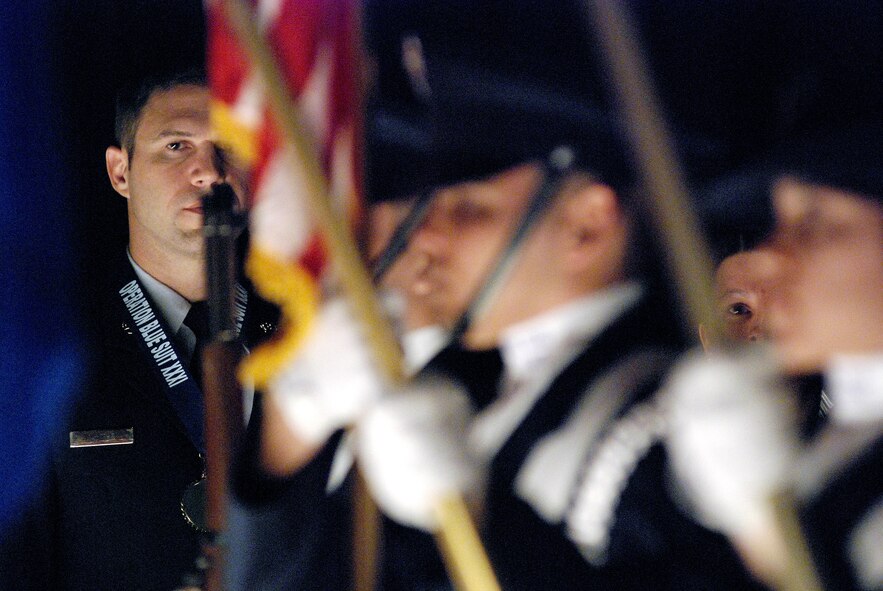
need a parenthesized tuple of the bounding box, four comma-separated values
(668, 123, 883, 591)
(362, 102, 449, 370)
(225, 4, 765, 588)
(769, 129, 883, 590)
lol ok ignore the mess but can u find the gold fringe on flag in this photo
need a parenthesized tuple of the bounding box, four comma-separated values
(237, 246, 320, 390)
(209, 100, 320, 390)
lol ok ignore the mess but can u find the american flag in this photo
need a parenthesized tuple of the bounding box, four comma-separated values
(206, 0, 362, 386)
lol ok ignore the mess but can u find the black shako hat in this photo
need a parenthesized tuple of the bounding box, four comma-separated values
(774, 122, 883, 204)
(698, 169, 777, 265)
(363, 0, 737, 202)
(694, 0, 882, 255)
(421, 54, 634, 197)
(364, 102, 433, 204)
(697, 120, 883, 265)
(362, 0, 635, 198)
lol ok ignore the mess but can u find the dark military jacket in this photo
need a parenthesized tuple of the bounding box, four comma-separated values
(0, 251, 278, 591)
(224, 292, 766, 590)
(799, 424, 883, 591)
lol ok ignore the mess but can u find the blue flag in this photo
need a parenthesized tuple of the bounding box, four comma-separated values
(0, 2, 88, 533)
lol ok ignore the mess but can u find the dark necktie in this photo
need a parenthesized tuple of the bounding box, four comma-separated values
(788, 372, 828, 441)
(428, 344, 505, 412)
(182, 301, 209, 387)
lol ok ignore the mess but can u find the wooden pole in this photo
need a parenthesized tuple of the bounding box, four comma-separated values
(219, 2, 501, 590)
(582, 0, 720, 341)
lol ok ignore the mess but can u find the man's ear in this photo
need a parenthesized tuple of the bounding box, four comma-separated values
(564, 181, 621, 263)
(105, 146, 130, 198)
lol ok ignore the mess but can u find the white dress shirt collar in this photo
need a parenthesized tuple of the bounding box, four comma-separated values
(468, 282, 643, 460)
(498, 282, 643, 386)
(127, 249, 191, 335)
(402, 325, 450, 375)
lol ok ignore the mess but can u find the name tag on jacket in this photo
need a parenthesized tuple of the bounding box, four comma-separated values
(69, 428, 134, 448)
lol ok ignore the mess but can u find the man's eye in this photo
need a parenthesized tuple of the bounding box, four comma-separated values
(727, 303, 752, 317)
(166, 141, 184, 151)
(451, 202, 492, 224)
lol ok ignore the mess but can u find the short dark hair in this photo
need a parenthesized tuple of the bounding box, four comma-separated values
(114, 67, 207, 158)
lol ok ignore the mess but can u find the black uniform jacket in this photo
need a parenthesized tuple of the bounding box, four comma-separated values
(224, 291, 766, 590)
(0, 251, 278, 591)
(799, 424, 883, 591)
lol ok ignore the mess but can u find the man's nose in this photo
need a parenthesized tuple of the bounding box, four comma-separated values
(410, 210, 450, 257)
(189, 142, 224, 188)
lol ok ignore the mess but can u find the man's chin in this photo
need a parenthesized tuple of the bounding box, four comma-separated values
(174, 231, 206, 256)
(178, 213, 204, 229)
(426, 298, 466, 331)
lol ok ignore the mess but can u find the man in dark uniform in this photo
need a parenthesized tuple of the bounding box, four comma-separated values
(667, 124, 883, 591)
(663, 3, 882, 581)
(0, 68, 278, 591)
(778, 131, 883, 590)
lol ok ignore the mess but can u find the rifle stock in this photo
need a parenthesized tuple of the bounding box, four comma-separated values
(201, 184, 245, 591)
(202, 341, 244, 591)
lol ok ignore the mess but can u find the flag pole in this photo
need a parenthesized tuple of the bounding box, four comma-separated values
(580, 2, 824, 590)
(219, 2, 501, 590)
(581, 0, 720, 338)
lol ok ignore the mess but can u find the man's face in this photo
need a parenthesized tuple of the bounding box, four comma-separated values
(714, 249, 777, 344)
(766, 178, 883, 373)
(109, 84, 245, 264)
(408, 163, 542, 332)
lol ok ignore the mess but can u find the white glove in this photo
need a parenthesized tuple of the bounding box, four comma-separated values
(664, 348, 799, 539)
(268, 297, 386, 445)
(355, 377, 484, 532)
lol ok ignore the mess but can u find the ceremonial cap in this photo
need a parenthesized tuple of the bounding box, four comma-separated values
(364, 0, 638, 196)
(697, 169, 776, 265)
(423, 55, 634, 195)
(695, 0, 883, 260)
(698, 120, 883, 265)
(364, 103, 433, 204)
(774, 122, 883, 203)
